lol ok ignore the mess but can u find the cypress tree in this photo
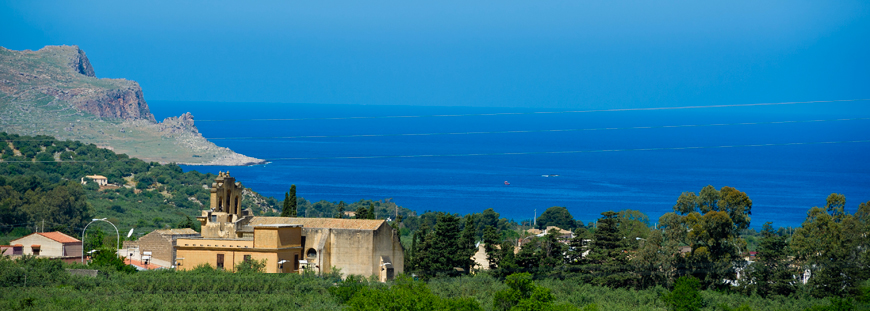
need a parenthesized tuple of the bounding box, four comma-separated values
(408, 229, 421, 271)
(586, 211, 632, 287)
(416, 213, 462, 278)
(411, 223, 431, 273)
(749, 222, 795, 297)
(368, 202, 376, 219)
(335, 201, 346, 218)
(280, 191, 292, 217)
(482, 225, 500, 269)
(457, 214, 477, 272)
(288, 184, 297, 217)
(355, 205, 368, 220)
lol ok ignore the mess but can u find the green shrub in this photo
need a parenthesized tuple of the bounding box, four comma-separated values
(662, 276, 703, 311)
(234, 258, 266, 273)
(347, 274, 482, 311)
(329, 274, 368, 303)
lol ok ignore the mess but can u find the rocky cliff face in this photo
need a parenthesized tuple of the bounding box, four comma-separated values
(0, 45, 265, 166)
(42, 81, 156, 122)
(1, 45, 155, 122)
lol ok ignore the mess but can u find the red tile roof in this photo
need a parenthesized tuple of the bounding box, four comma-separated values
(38, 232, 81, 244)
(127, 258, 161, 270)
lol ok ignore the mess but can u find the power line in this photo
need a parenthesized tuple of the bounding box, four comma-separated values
(195, 99, 870, 122)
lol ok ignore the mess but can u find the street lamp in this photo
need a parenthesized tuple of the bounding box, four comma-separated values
(81, 218, 120, 264)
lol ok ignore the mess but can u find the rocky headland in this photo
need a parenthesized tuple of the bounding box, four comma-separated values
(0, 45, 265, 166)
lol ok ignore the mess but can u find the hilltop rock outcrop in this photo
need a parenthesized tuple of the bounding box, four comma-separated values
(65, 46, 95, 77)
(158, 112, 198, 135)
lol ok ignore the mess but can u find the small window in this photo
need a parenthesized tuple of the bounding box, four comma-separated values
(293, 254, 299, 270)
(301, 236, 306, 247)
(307, 248, 317, 259)
(216, 254, 224, 269)
(210, 215, 217, 222)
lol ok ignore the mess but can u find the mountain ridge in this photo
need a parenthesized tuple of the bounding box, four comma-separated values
(0, 45, 265, 166)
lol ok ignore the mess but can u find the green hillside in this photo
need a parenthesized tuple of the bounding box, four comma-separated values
(0, 132, 278, 243)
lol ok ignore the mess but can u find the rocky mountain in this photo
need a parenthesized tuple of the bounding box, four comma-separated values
(0, 45, 265, 166)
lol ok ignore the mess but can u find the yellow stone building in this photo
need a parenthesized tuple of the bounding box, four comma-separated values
(176, 224, 302, 273)
(174, 172, 404, 280)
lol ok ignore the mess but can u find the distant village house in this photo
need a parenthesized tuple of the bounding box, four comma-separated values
(82, 175, 108, 186)
(519, 226, 574, 249)
(9, 232, 82, 262)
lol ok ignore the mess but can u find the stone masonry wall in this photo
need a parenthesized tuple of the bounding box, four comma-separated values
(125, 232, 174, 266)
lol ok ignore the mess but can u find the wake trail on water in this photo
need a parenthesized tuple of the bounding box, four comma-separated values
(195, 99, 870, 122)
(266, 139, 870, 161)
(203, 117, 870, 140)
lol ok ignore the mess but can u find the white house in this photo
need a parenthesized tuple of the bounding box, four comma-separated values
(10, 232, 82, 258)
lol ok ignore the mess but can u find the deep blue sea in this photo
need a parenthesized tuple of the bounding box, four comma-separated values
(148, 100, 870, 228)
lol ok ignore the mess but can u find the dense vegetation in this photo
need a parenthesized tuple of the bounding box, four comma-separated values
(0, 255, 864, 310)
(403, 186, 870, 309)
(0, 132, 278, 245)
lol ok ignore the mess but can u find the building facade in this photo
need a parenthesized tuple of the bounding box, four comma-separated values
(248, 216, 404, 281)
(84, 175, 108, 186)
(175, 224, 303, 273)
(121, 228, 199, 268)
(9, 232, 82, 258)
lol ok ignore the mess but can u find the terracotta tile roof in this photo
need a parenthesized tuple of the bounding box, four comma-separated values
(154, 228, 199, 235)
(249, 217, 385, 231)
(37, 232, 81, 243)
(127, 258, 161, 270)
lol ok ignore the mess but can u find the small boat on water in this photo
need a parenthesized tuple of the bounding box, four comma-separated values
(541, 174, 560, 177)
(504, 181, 510, 185)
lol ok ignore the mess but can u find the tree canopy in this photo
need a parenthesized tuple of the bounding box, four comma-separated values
(536, 206, 576, 230)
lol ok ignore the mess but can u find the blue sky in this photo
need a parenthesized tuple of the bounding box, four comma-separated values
(2, 0, 869, 108)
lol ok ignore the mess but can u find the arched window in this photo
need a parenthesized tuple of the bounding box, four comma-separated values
(307, 248, 317, 259)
